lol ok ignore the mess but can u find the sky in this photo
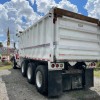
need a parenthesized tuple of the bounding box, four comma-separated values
(0, 0, 100, 48)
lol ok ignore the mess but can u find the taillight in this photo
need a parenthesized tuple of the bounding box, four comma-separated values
(90, 62, 96, 67)
(60, 64, 63, 67)
(16, 54, 19, 59)
(86, 62, 96, 68)
(91, 63, 93, 66)
(56, 64, 59, 68)
(93, 62, 96, 66)
(51, 64, 55, 68)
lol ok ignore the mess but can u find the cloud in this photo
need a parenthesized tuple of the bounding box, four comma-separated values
(0, 0, 40, 47)
(0, 0, 78, 48)
(57, 0, 78, 13)
(36, 0, 78, 14)
(36, 0, 56, 14)
(0, 0, 40, 34)
(85, 0, 100, 19)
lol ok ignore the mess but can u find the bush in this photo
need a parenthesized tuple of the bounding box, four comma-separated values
(2, 61, 12, 66)
(96, 62, 100, 68)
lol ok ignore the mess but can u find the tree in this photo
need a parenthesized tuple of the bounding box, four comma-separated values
(0, 42, 3, 47)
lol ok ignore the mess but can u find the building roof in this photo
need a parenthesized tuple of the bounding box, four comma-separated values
(0, 47, 14, 55)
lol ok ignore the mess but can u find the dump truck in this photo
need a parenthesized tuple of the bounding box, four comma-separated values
(13, 8, 100, 97)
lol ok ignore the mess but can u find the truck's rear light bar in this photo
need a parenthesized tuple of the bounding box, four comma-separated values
(90, 62, 96, 67)
(86, 62, 96, 68)
(51, 63, 64, 69)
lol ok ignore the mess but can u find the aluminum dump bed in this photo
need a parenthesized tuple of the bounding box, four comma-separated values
(18, 8, 100, 62)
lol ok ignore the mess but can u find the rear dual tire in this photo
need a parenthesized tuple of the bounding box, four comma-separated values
(27, 63, 36, 84)
(27, 64, 48, 94)
(12, 60, 17, 69)
(21, 61, 48, 94)
(35, 65, 48, 94)
(21, 61, 28, 77)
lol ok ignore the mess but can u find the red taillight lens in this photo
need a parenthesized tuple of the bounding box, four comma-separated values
(92, 62, 95, 66)
(56, 64, 59, 68)
(51, 64, 55, 68)
(91, 63, 93, 66)
(91, 62, 96, 67)
(16, 54, 19, 59)
(91, 62, 95, 66)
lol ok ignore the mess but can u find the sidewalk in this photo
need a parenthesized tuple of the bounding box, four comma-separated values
(0, 70, 11, 100)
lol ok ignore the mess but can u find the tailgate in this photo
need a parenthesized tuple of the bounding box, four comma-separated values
(55, 16, 100, 61)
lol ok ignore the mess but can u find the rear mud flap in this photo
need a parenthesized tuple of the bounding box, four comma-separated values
(62, 73, 83, 91)
(48, 70, 62, 97)
(84, 68, 94, 88)
(72, 75, 82, 89)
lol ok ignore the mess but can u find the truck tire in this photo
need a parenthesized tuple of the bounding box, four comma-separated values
(27, 63, 36, 84)
(11, 56, 17, 69)
(35, 65, 48, 94)
(21, 61, 28, 77)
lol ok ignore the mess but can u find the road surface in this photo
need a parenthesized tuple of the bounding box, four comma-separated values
(0, 69, 100, 100)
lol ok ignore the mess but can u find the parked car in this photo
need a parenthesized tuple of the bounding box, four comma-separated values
(1, 57, 8, 62)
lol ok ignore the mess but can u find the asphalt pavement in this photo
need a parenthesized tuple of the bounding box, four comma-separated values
(0, 69, 100, 100)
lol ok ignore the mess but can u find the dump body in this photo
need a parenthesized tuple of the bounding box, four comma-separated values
(18, 8, 100, 62)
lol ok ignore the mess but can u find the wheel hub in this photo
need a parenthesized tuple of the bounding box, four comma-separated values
(21, 64, 24, 73)
(36, 71, 42, 88)
(27, 67, 32, 79)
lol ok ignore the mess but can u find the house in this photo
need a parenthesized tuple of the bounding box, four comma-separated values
(0, 47, 15, 61)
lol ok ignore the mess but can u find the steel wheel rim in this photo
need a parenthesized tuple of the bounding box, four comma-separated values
(22, 64, 24, 73)
(27, 67, 32, 79)
(36, 71, 42, 88)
